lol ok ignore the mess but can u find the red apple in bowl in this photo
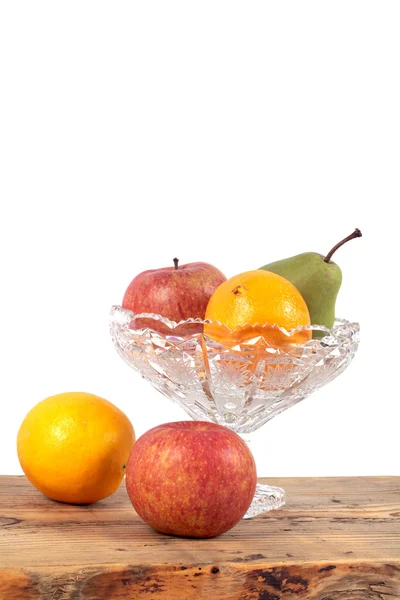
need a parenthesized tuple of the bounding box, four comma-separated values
(122, 259, 226, 335)
(125, 421, 257, 538)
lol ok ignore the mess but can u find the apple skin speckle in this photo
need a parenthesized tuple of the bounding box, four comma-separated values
(126, 421, 257, 538)
(122, 262, 226, 335)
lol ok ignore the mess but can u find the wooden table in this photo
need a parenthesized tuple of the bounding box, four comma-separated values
(0, 476, 399, 599)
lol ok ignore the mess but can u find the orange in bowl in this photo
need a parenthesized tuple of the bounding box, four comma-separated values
(204, 270, 311, 349)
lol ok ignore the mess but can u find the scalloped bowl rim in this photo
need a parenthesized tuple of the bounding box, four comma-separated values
(110, 305, 359, 349)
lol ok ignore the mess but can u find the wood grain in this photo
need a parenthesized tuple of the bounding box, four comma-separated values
(0, 476, 399, 599)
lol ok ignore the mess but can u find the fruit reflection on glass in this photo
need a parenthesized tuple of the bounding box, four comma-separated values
(110, 228, 361, 520)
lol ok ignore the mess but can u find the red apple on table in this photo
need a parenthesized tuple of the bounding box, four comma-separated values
(125, 421, 257, 538)
(122, 258, 226, 335)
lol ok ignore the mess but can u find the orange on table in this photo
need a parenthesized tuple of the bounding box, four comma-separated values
(17, 392, 135, 504)
(204, 269, 311, 348)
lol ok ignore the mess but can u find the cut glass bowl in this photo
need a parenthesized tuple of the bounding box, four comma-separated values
(110, 306, 359, 518)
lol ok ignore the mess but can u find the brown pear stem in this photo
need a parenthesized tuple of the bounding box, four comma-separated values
(173, 257, 179, 270)
(324, 228, 362, 263)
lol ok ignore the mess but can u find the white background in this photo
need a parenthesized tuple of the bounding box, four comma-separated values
(0, 2, 399, 477)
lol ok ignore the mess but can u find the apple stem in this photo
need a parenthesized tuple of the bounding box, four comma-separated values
(324, 228, 362, 263)
(173, 257, 179, 270)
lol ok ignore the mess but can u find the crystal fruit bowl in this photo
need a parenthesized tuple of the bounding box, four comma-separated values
(110, 306, 359, 518)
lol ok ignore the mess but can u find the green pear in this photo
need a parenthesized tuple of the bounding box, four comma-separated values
(259, 228, 362, 337)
